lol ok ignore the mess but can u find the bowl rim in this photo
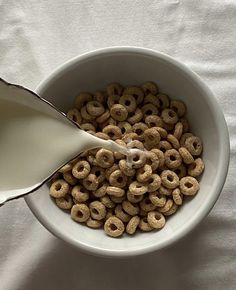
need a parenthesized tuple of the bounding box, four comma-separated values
(25, 46, 230, 257)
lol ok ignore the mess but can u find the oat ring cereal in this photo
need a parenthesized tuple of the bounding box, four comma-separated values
(161, 170, 179, 189)
(50, 179, 70, 198)
(126, 216, 140, 235)
(164, 149, 182, 169)
(119, 94, 137, 112)
(147, 211, 166, 229)
(179, 176, 200, 195)
(86, 101, 105, 117)
(102, 124, 122, 140)
(129, 181, 148, 196)
(136, 164, 152, 182)
(49, 81, 204, 238)
(110, 104, 128, 121)
(104, 216, 125, 237)
(142, 81, 159, 95)
(188, 158, 205, 177)
(72, 160, 91, 179)
(95, 148, 114, 168)
(149, 192, 167, 207)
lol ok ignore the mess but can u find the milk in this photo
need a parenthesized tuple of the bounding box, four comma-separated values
(0, 79, 142, 205)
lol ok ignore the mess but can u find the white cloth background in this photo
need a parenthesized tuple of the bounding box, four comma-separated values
(0, 1, 236, 289)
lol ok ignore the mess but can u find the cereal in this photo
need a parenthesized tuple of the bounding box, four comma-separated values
(167, 134, 180, 149)
(188, 158, 205, 177)
(145, 151, 159, 171)
(172, 164, 187, 179)
(119, 94, 137, 112)
(129, 181, 148, 195)
(185, 136, 203, 156)
(147, 174, 161, 192)
(94, 90, 107, 104)
(63, 171, 78, 185)
(88, 167, 104, 184)
(123, 86, 144, 104)
(173, 122, 183, 140)
(110, 195, 126, 204)
(149, 192, 167, 207)
(133, 122, 148, 140)
(151, 149, 165, 168)
(139, 217, 154, 232)
(71, 204, 90, 223)
(122, 132, 139, 143)
(106, 186, 125, 197)
(164, 149, 182, 169)
(109, 170, 127, 188)
(100, 195, 116, 208)
(67, 108, 82, 124)
(96, 149, 114, 168)
(49, 81, 204, 238)
(86, 218, 103, 229)
(118, 122, 133, 135)
(110, 104, 128, 121)
(80, 123, 96, 132)
(72, 160, 90, 179)
(106, 82, 123, 96)
(128, 108, 143, 124)
(161, 108, 178, 125)
(86, 101, 105, 117)
(96, 109, 110, 123)
(127, 191, 144, 203)
(179, 147, 194, 164)
(115, 204, 131, 223)
(82, 174, 99, 191)
(179, 176, 200, 195)
(89, 201, 106, 220)
(140, 196, 156, 212)
(80, 105, 95, 121)
(105, 164, 119, 180)
(107, 95, 120, 109)
(93, 183, 108, 198)
(74, 92, 92, 109)
(71, 185, 89, 202)
(163, 203, 178, 216)
(142, 81, 159, 95)
(180, 133, 193, 147)
(119, 159, 136, 177)
(170, 100, 186, 117)
(172, 188, 183, 205)
(104, 216, 125, 237)
(142, 103, 159, 118)
(122, 200, 140, 216)
(159, 185, 172, 196)
(158, 198, 174, 213)
(147, 211, 165, 229)
(102, 125, 122, 140)
(160, 170, 179, 189)
(143, 128, 161, 148)
(179, 118, 189, 133)
(157, 93, 170, 109)
(158, 140, 172, 153)
(126, 216, 140, 235)
(145, 116, 163, 129)
(136, 164, 152, 182)
(55, 195, 73, 210)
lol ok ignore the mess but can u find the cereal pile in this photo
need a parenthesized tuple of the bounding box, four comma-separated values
(49, 82, 204, 238)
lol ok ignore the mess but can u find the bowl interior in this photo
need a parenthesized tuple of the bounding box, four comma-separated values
(25, 48, 228, 256)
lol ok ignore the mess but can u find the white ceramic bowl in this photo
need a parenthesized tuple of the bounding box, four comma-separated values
(25, 47, 230, 257)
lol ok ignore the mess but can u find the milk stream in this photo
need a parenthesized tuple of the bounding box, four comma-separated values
(0, 98, 142, 192)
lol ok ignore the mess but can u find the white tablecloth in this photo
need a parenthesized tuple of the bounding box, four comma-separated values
(0, 1, 236, 289)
